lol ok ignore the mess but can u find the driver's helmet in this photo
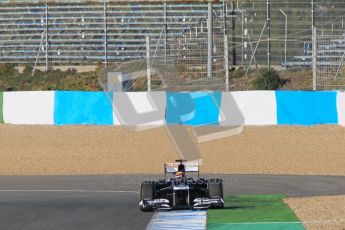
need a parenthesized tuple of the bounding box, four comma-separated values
(175, 164, 185, 178)
(178, 163, 185, 172)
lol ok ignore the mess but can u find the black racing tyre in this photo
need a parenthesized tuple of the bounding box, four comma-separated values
(208, 179, 223, 198)
(140, 181, 155, 200)
(140, 181, 155, 212)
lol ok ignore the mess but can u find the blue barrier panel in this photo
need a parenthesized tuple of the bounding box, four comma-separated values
(276, 91, 338, 125)
(166, 92, 221, 126)
(54, 91, 113, 125)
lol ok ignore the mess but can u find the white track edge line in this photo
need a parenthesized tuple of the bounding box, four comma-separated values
(0, 190, 139, 193)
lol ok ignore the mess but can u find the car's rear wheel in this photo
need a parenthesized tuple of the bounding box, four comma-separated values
(208, 179, 223, 198)
(140, 181, 155, 212)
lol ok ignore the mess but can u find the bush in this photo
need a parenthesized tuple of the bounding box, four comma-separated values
(23, 64, 33, 76)
(0, 63, 17, 77)
(252, 68, 284, 90)
(229, 67, 245, 79)
(0, 63, 102, 91)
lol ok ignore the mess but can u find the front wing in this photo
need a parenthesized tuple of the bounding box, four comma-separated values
(139, 197, 224, 211)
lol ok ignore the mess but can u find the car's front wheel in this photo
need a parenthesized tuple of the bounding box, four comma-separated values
(208, 179, 223, 199)
(139, 181, 155, 212)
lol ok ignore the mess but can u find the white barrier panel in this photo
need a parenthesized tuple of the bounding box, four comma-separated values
(337, 92, 345, 126)
(3, 91, 55, 125)
(231, 91, 277, 125)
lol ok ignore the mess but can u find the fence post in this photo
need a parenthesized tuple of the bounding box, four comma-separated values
(164, 2, 167, 64)
(266, 0, 271, 68)
(231, 1, 237, 66)
(207, 2, 213, 78)
(224, 35, 229, 91)
(45, 3, 49, 71)
(279, 9, 287, 68)
(240, 11, 244, 66)
(103, 2, 107, 68)
(312, 27, 317, 91)
(146, 36, 151, 92)
(311, 0, 315, 29)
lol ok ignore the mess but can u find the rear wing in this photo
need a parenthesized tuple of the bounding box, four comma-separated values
(164, 161, 199, 179)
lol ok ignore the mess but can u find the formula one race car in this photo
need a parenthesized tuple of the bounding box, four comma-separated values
(139, 160, 224, 211)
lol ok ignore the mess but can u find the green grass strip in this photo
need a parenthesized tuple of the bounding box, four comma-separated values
(207, 194, 305, 230)
(207, 223, 305, 230)
(0, 92, 3, 123)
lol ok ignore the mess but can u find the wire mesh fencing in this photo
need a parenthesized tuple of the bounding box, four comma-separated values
(100, 3, 229, 92)
(150, 34, 227, 91)
(4, 1, 345, 90)
(316, 28, 345, 90)
(102, 30, 228, 91)
(2, 0, 343, 68)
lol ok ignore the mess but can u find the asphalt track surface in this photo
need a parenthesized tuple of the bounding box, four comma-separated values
(1, 174, 345, 230)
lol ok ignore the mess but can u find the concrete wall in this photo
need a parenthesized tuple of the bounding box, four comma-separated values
(0, 91, 343, 126)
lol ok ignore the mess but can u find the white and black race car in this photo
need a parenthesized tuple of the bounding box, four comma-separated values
(139, 160, 224, 211)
